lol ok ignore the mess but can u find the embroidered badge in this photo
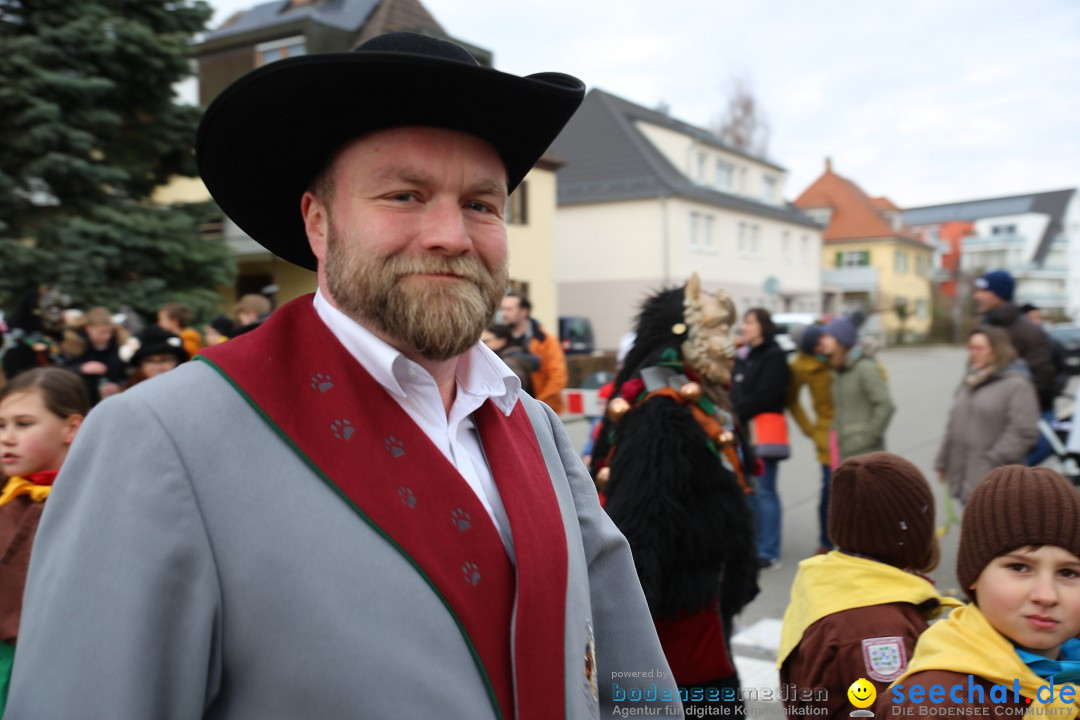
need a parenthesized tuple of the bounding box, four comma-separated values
(384, 436, 405, 458)
(330, 418, 354, 440)
(861, 636, 907, 682)
(397, 486, 417, 509)
(310, 373, 333, 393)
(451, 507, 472, 532)
(584, 619, 598, 702)
(461, 562, 481, 586)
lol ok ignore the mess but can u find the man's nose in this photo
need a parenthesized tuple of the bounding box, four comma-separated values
(417, 199, 471, 255)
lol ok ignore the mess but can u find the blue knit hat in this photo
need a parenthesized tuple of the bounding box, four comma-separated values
(800, 324, 825, 355)
(824, 316, 858, 349)
(975, 270, 1015, 302)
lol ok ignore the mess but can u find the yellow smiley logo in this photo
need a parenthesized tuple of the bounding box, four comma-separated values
(848, 678, 876, 709)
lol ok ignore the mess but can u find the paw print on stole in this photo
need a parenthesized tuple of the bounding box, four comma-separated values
(451, 507, 472, 532)
(310, 373, 333, 393)
(461, 562, 482, 587)
(330, 418, 354, 440)
(384, 436, 405, 458)
(398, 486, 417, 509)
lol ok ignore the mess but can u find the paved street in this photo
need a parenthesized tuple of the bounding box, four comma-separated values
(562, 343, 1073, 715)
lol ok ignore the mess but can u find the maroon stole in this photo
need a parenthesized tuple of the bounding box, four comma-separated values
(199, 296, 568, 720)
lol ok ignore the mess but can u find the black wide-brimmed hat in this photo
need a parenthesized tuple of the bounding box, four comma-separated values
(196, 32, 586, 270)
(131, 326, 189, 366)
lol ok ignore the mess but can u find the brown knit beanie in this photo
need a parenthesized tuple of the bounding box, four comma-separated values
(957, 466, 1080, 599)
(829, 452, 937, 571)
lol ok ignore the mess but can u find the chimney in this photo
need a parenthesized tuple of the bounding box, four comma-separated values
(825, 157, 833, 173)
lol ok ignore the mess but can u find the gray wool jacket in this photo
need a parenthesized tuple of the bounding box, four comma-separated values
(6, 360, 680, 719)
(935, 362, 1040, 503)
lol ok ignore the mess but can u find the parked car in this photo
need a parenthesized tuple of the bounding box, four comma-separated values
(1049, 324, 1080, 375)
(771, 312, 818, 354)
(559, 316, 595, 355)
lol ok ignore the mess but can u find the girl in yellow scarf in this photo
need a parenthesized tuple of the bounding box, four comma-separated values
(0, 367, 88, 714)
(884, 466, 1080, 718)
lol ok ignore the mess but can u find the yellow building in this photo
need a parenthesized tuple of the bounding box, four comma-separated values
(794, 160, 934, 343)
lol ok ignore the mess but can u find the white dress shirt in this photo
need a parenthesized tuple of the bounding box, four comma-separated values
(313, 290, 519, 559)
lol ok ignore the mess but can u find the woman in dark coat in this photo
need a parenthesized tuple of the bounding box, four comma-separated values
(731, 307, 791, 569)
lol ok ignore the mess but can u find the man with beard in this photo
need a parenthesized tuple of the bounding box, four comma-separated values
(7, 33, 679, 720)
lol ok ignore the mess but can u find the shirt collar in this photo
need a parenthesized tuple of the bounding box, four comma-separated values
(312, 290, 520, 416)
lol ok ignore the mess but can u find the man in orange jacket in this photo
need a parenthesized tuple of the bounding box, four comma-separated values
(500, 292, 568, 414)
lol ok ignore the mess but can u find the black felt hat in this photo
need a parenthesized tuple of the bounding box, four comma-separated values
(131, 327, 189, 366)
(196, 32, 586, 270)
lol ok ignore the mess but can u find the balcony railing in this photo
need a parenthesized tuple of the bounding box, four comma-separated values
(822, 266, 879, 292)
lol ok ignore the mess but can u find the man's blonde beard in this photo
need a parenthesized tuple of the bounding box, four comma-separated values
(325, 225, 507, 361)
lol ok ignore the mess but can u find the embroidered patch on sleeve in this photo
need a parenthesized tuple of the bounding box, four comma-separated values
(584, 619, 598, 703)
(861, 636, 907, 683)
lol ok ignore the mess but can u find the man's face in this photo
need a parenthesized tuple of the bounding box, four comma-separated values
(499, 296, 527, 329)
(819, 334, 838, 356)
(973, 288, 1004, 314)
(1026, 309, 1045, 326)
(305, 127, 509, 361)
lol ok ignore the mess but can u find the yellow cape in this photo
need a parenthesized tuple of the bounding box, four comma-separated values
(778, 551, 962, 668)
(891, 603, 1080, 717)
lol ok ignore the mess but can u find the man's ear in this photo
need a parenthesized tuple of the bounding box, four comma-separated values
(302, 191, 329, 263)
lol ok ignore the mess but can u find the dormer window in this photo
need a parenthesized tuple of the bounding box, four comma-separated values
(762, 176, 776, 203)
(715, 160, 733, 190)
(255, 36, 307, 66)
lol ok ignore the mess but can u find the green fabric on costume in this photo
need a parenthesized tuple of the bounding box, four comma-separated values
(0, 640, 14, 717)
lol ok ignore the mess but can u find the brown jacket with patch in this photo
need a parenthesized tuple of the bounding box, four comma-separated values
(780, 602, 933, 720)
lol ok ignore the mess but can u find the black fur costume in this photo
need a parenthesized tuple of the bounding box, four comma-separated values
(1, 286, 65, 382)
(590, 286, 759, 692)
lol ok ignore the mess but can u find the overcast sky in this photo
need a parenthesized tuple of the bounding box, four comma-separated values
(205, 0, 1080, 208)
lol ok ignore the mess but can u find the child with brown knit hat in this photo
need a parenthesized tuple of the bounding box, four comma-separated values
(778, 452, 961, 720)
(884, 466, 1080, 716)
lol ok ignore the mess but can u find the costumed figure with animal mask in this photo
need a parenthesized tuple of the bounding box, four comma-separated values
(590, 274, 760, 710)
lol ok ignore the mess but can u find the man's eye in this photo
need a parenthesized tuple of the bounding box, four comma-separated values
(465, 201, 491, 212)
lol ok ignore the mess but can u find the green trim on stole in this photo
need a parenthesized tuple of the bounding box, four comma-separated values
(0, 640, 14, 716)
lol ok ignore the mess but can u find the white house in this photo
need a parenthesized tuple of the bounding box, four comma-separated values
(904, 189, 1079, 317)
(548, 89, 824, 350)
